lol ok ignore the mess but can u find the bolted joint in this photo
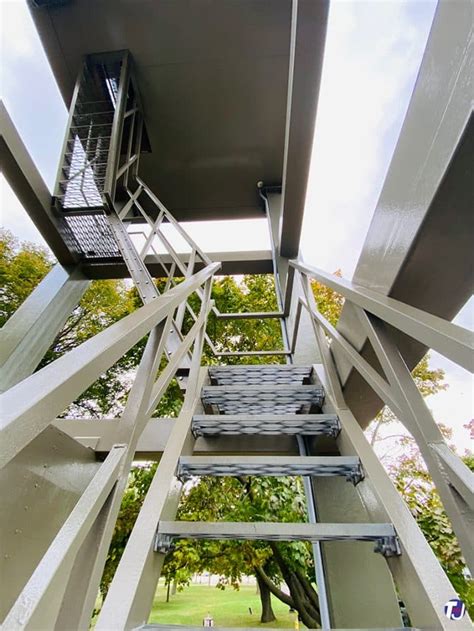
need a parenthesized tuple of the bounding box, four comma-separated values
(374, 535, 401, 557)
(176, 464, 191, 483)
(346, 463, 365, 486)
(154, 533, 175, 554)
(330, 418, 342, 438)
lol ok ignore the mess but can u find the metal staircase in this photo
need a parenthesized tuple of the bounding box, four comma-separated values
(151, 364, 401, 628)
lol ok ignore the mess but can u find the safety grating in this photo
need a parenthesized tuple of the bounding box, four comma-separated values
(60, 212, 121, 259)
(177, 455, 364, 484)
(208, 365, 312, 386)
(191, 413, 340, 437)
(201, 385, 325, 415)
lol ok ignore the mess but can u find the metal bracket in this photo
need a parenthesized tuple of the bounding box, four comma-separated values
(346, 462, 365, 485)
(374, 535, 402, 557)
(154, 532, 175, 554)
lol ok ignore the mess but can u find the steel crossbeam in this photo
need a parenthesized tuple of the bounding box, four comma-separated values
(155, 521, 401, 557)
(177, 455, 364, 484)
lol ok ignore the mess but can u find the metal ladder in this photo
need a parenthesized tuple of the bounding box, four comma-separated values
(152, 364, 401, 628)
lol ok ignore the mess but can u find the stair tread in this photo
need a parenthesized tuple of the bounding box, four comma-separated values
(139, 626, 417, 630)
(192, 413, 340, 437)
(158, 520, 396, 539)
(201, 385, 325, 415)
(209, 365, 312, 385)
(155, 521, 400, 555)
(178, 455, 363, 483)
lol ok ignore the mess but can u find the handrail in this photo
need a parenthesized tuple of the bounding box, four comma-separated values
(0, 263, 219, 469)
(290, 259, 474, 373)
(292, 265, 474, 572)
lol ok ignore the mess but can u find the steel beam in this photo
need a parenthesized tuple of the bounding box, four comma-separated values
(0, 103, 77, 265)
(335, 0, 474, 424)
(95, 376, 207, 630)
(357, 311, 474, 572)
(2, 445, 124, 631)
(0, 264, 89, 392)
(312, 350, 467, 631)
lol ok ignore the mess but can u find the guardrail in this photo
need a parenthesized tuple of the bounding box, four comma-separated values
(289, 259, 474, 572)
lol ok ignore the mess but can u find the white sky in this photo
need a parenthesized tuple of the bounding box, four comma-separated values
(0, 0, 472, 451)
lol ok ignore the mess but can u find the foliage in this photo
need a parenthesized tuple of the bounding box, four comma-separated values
(310, 270, 344, 327)
(0, 228, 52, 326)
(367, 353, 448, 447)
(205, 275, 284, 364)
(43, 279, 140, 417)
(389, 448, 474, 615)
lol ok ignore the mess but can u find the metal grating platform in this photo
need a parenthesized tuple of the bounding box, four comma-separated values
(61, 212, 121, 259)
(192, 413, 340, 437)
(155, 521, 401, 557)
(201, 385, 325, 415)
(177, 455, 364, 484)
(209, 365, 312, 385)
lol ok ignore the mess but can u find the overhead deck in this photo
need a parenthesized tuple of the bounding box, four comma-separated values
(26, 0, 328, 269)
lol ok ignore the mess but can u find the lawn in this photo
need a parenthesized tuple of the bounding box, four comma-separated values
(149, 583, 301, 628)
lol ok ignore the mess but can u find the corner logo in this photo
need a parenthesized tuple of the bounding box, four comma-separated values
(444, 599, 466, 621)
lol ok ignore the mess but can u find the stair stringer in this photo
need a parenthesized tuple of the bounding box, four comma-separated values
(310, 363, 463, 630)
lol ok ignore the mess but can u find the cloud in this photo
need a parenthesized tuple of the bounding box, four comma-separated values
(300, 0, 437, 277)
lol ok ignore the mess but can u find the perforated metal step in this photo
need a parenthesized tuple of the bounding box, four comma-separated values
(209, 365, 312, 386)
(201, 384, 324, 415)
(192, 413, 340, 437)
(155, 521, 401, 557)
(177, 455, 363, 484)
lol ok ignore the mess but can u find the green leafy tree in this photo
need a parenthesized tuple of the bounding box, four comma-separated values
(389, 441, 474, 615)
(0, 228, 52, 326)
(163, 475, 320, 626)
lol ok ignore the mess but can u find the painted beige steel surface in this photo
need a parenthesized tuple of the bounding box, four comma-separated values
(0, 425, 100, 621)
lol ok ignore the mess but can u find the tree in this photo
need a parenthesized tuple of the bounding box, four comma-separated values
(389, 440, 474, 616)
(163, 475, 321, 626)
(0, 229, 52, 326)
(367, 354, 448, 448)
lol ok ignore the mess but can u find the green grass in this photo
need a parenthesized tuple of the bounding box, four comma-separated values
(149, 583, 301, 628)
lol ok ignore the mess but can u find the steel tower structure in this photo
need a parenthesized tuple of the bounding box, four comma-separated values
(1, 1, 473, 629)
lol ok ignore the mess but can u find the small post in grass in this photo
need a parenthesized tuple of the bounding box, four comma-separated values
(203, 612, 214, 627)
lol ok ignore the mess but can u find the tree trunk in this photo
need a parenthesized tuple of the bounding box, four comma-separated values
(254, 565, 295, 608)
(256, 572, 277, 623)
(270, 543, 321, 629)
